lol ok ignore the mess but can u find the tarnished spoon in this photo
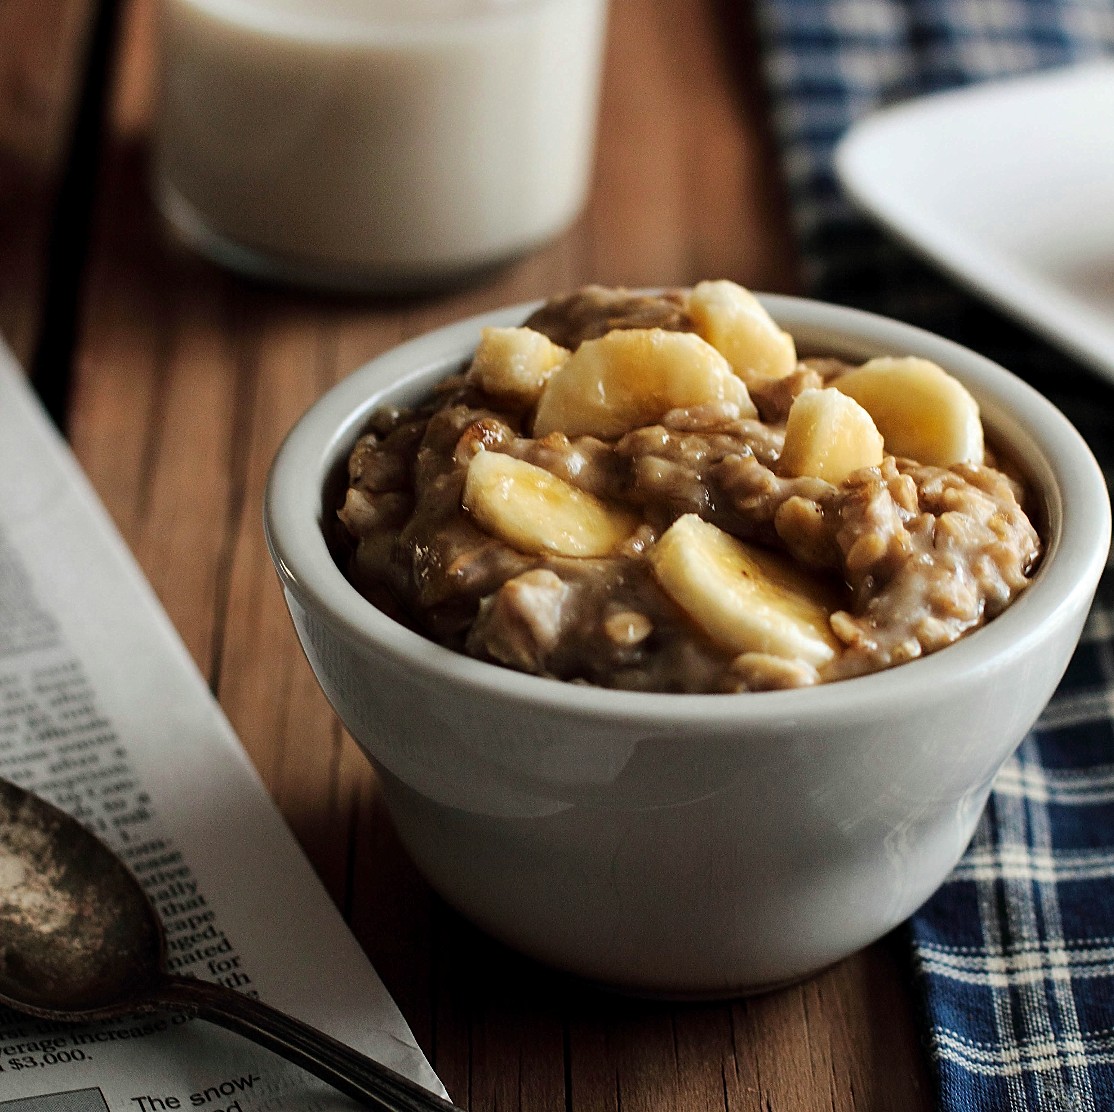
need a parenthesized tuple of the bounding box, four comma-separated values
(0, 777, 460, 1112)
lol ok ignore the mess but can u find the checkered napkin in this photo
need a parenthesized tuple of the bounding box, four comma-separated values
(753, 1, 1114, 1108)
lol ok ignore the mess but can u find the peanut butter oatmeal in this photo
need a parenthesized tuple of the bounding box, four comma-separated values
(336, 282, 1042, 693)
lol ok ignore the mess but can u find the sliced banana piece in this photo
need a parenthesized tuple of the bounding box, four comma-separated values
(463, 450, 638, 558)
(648, 514, 839, 667)
(532, 327, 756, 439)
(832, 356, 984, 467)
(779, 388, 885, 484)
(688, 279, 797, 382)
(466, 326, 569, 405)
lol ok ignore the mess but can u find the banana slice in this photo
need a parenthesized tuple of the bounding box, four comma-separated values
(832, 357, 984, 467)
(466, 327, 569, 405)
(463, 450, 638, 558)
(779, 388, 885, 484)
(532, 327, 756, 439)
(688, 279, 797, 382)
(648, 514, 839, 667)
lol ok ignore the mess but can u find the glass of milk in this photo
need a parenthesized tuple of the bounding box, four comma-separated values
(152, 0, 609, 291)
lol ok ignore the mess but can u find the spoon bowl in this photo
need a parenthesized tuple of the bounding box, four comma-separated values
(0, 777, 458, 1112)
(0, 778, 163, 1016)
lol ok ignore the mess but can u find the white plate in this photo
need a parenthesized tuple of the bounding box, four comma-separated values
(835, 62, 1114, 384)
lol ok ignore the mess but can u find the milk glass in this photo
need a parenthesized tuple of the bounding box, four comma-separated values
(153, 0, 608, 291)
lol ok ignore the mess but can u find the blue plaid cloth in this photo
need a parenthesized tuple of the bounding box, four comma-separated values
(754, 1, 1114, 1108)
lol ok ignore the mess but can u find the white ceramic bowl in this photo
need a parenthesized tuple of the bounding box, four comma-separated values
(265, 296, 1110, 996)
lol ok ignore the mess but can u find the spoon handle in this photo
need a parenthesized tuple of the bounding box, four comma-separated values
(156, 975, 463, 1112)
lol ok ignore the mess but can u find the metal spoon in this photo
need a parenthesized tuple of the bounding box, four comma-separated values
(0, 777, 462, 1112)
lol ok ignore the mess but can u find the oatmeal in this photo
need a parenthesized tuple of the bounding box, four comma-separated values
(337, 281, 1041, 693)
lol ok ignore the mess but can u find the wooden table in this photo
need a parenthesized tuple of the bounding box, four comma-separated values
(2, 1, 934, 1108)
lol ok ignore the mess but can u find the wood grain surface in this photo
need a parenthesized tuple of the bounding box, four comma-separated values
(12, 0, 934, 1107)
(0, 0, 95, 366)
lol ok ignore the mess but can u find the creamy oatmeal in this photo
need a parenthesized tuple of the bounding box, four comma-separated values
(337, 282, 1041, 693)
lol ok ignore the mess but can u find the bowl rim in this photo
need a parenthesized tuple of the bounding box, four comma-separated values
(264, 293, 1111, 725)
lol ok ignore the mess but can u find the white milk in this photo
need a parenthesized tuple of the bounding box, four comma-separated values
(153, 0, 608, 290)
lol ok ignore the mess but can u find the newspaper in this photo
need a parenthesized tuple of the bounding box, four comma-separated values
(0, 341, 446, 1111)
